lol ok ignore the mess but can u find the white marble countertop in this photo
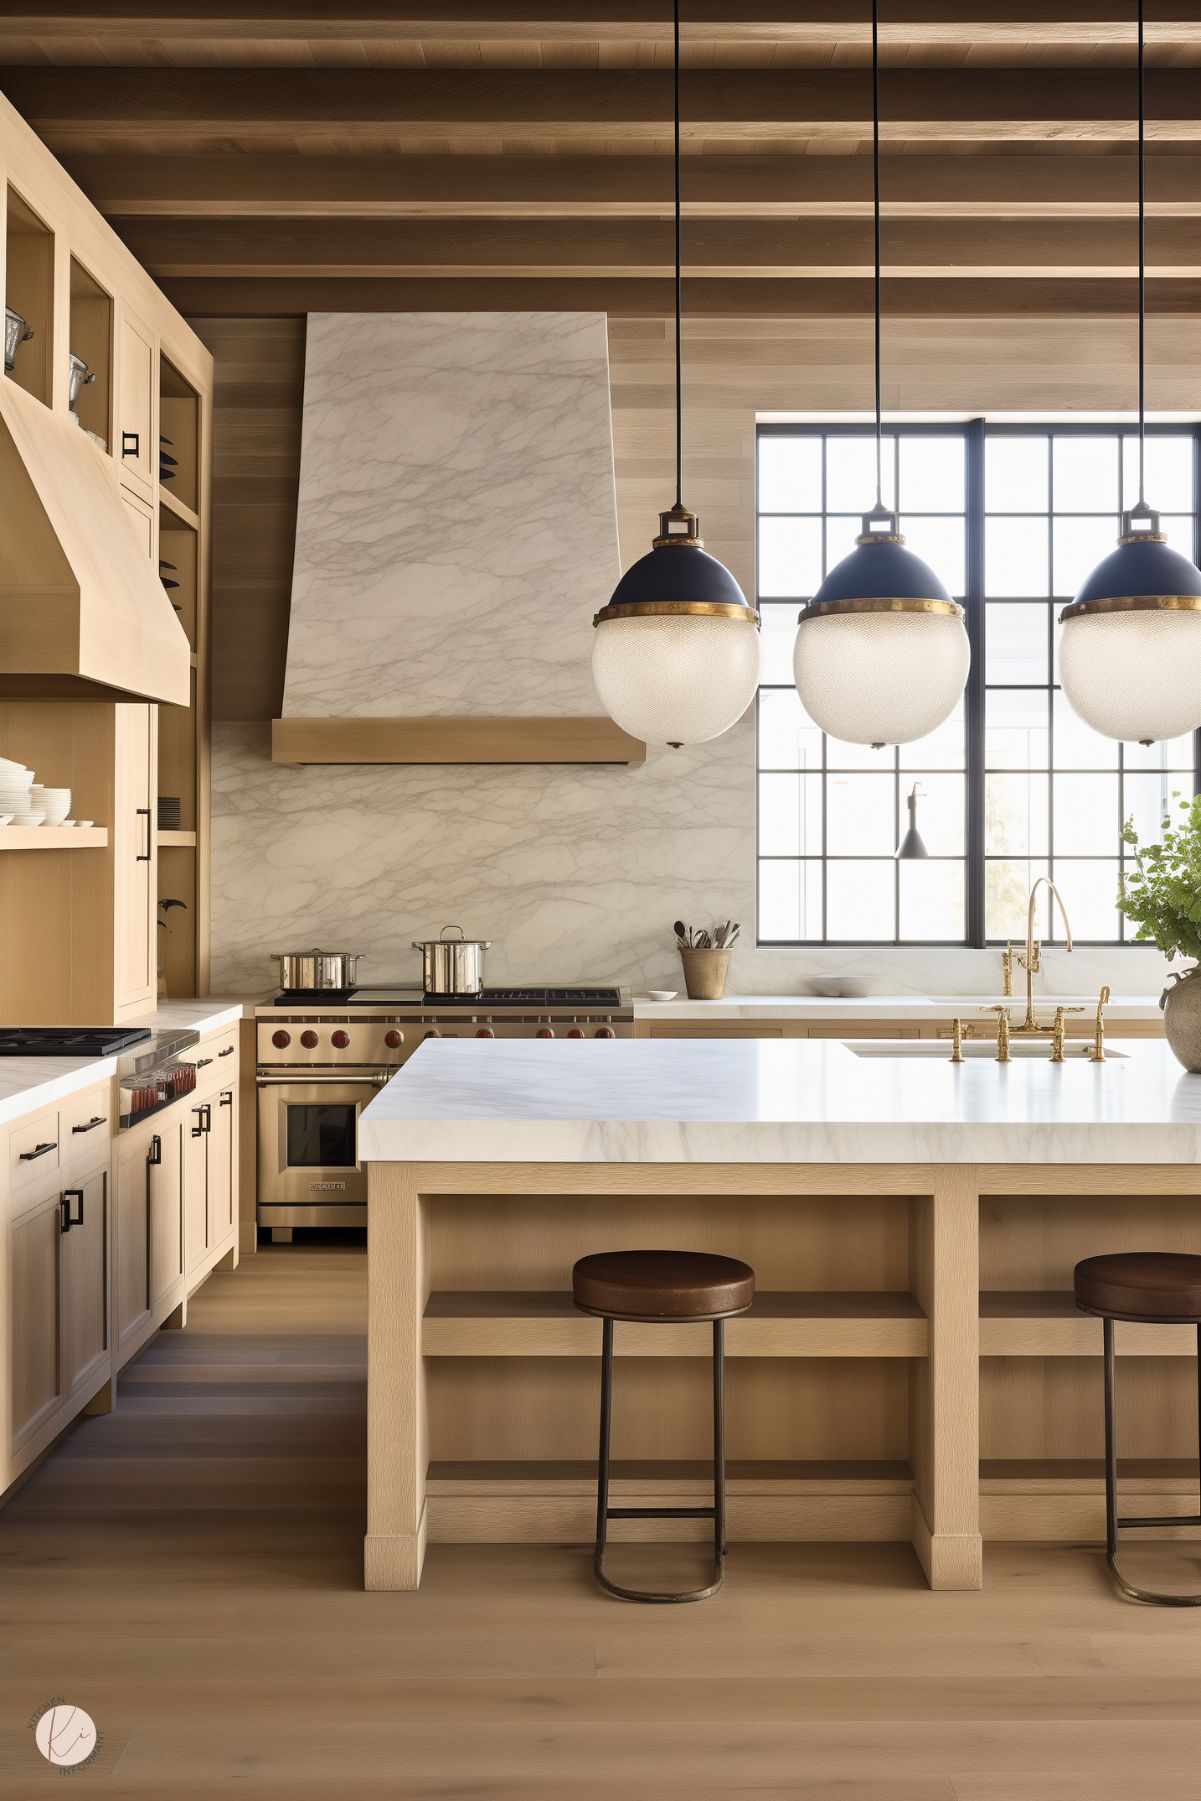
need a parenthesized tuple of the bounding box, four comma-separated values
(0, 999, 244, 1129)
(631, 992, 1164, 1021)
(358, 1035, 1201, 1166)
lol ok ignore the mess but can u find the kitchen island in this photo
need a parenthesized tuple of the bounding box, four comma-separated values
(359, 1036, 1201, 1593)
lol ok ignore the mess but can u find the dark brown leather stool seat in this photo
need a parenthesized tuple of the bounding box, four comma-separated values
(1074, 1251, 1201, 1322)
(1072, 1249, 1201, 1606)
(573, 1248, 755, 1322)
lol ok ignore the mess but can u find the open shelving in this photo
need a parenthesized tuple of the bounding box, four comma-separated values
(4, 184, 54, 405)
(980, 1290, 1199, 1357)
(67, 256, 112, 449)
(0, 826, 107, 849)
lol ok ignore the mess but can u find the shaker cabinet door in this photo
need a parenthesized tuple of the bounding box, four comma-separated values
(60, 1167, 110, 1400)
(9, 1189, 63, 1450)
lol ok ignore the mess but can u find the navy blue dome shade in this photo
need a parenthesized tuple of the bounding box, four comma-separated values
(1064, 505, 1201, 615)
(805, 506, 954, 612)
(595, 506, 757, 622)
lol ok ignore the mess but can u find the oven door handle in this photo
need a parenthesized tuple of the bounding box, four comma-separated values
(256, 1072, 392, 1089)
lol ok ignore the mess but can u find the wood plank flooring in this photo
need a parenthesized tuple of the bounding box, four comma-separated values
(1, 1243, 1200, 1799)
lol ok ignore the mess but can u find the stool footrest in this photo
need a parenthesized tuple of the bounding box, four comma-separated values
(605, 1506, 715, 1521)
(1118, 1512, 1201, 1530)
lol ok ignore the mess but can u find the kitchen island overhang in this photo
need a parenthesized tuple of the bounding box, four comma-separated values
(360, 1038, 1201, 1594)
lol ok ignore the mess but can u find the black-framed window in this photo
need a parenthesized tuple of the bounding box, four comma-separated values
(756, 421, 1201, 946)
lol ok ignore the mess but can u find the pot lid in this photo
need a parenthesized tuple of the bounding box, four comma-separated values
(271, 948, 362, 958)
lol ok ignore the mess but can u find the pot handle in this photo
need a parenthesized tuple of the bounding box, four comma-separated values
(440, 925, 466, 941)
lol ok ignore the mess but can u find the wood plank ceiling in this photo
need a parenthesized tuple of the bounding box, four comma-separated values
(1, 3, 1200, 317)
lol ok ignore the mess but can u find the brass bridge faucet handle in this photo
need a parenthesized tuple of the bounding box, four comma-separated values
(950, 1017, 964, 1062)
(1050, 1006, 1067, 1062)
(983, 1004, 1012, 1062)
(1089, 984, 1111, 1062)
(1001, 945, 1015, 997)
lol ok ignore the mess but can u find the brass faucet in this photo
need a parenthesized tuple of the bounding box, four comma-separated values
(1013, 877, 1078, 1034)
(1001, 945, 1015, 997)
(950, 1017, 964, 1062)
(1088, 985, 1111, 1062)
(1049, 1006, 1067, 1062)
(983, 1004, 1012, 1062)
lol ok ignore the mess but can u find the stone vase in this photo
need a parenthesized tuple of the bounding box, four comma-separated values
(1161, 964, 1201, 1072)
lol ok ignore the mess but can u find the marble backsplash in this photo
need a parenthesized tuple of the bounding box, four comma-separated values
(211, 718, 1172, 998)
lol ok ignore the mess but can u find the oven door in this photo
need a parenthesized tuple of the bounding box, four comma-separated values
(256, 1073, 386, 1226)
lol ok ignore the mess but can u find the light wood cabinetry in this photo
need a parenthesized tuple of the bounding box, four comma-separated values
(114, 703, 157, 1016)
(120, 486, 157, 564)
(116, 304, 156, 498)
(60, 1164, 109, 1398)
(2, 1018, 241, 1496)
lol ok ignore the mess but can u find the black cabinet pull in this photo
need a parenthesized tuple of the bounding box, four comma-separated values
(195, 1056, 213, 1069)
(19, 1140, 57, 1162)
(147, 1134, 162, 1167)
(219, 1090, 233, 1107)
(72, 1115, 107, 1134)
(61, 1188, 84, 1232)
(191, 1105, 205, 1138)
(218, 1046, 235, 1058)
(122, 429, 140, 459)
(191, 1102, 212, 1138)
(136, 806, 151, 862)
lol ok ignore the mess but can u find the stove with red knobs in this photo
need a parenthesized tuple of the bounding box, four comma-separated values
(255, 986, 631, 1239)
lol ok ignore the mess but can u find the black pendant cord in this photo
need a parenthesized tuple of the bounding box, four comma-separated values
(673, 0, 684, 510)
(872, 0, 883, 509)
(1137, 0, 1146, 507)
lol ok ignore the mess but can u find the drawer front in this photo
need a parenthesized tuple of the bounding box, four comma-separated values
(62, 1083, 114, 1161)
(9, 1107, 61, 1191)
(189, 1025, 239, 1085)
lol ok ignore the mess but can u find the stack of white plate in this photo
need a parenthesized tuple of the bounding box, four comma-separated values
(0, 758, 35, 821)
(31, 785, 71, 826)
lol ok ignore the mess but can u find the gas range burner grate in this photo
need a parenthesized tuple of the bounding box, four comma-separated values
(0, 1025, 153, 1057)
(424, 987, 623, 1008)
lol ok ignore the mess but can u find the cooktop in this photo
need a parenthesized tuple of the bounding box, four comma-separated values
(270, 986, 625, 1009)
(0, 1026, 153, 1057)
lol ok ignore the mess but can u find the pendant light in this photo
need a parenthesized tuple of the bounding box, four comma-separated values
(591, 1, 760, 749)
(792, 0, 969, 749)
(895, 783, 929, 859)
(1058, 0, 1201, 745)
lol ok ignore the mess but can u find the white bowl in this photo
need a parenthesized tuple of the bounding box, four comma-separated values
(0, 814, 13, 826)
(60, 819, 77, 827)
(41, 804, 71, 826)
(646, 990, 679, 1002)
(13, 811, 45, 826)
(76, 819, 94, 828)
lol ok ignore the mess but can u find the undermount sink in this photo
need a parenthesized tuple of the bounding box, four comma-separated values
(924, 995, 1099, 1011)
(848, 1039, 1127, 1060)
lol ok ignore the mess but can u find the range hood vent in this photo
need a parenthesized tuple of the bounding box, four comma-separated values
(0, 382, 189, 706)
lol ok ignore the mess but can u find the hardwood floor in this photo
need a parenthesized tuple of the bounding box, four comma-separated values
(1, 1243, 1199, 1799)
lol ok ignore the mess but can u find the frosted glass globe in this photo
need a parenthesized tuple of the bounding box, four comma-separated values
(793, 608, 970, 746)
(1059, 608, 1201, 742)
(592, 613, 761, 747)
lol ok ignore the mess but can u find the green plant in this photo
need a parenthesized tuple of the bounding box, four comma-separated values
(1119, 791, 1201, 961)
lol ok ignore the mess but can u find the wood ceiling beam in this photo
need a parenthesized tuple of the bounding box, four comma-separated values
(5, 68, 1200, 147)
(66, 152, 1201, 220)
(4, 4, 1201, 53)
(160, 274, 1201, 317)
(114, 215, 1201, 279)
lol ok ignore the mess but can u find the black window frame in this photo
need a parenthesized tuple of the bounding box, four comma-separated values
(755, 417, 1201, 949)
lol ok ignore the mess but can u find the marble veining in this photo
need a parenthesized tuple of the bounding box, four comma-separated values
(358, 1036, 1201, 1166)
(282, 312, 619, 718)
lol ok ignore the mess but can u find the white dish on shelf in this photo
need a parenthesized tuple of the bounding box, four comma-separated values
(31, 785, 70, 825)
(60, 819, 77, 827)
(13, 811, 45, 826)
(644, 990, 679, 1002)
(0, 814, 13, 826)
(76, 819, 94, 828)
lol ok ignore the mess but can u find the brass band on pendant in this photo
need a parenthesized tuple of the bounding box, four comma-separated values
(1058, 594, 1201, 623)
(796, 597, 965, 625)
(593, 601, 761, 627)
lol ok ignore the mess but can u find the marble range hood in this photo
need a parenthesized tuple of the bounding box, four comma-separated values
(272, 311, 643, 765)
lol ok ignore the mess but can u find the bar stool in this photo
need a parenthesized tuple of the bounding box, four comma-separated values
(1074, 1251, 1201, 1606)
(572, 1248, 754, 1604)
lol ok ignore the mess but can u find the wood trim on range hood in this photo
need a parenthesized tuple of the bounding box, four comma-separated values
(271, 715, 646, 767)
(0, 381, 190, 706)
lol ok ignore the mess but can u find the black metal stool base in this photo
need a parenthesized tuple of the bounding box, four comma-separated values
(591, 1314, 729, 1604)
(1100, 1314, 1201, 1607)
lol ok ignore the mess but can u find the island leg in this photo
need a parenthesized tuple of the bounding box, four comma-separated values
(365, 1163, 428, 1590)
(909, 1169, 982, 1590)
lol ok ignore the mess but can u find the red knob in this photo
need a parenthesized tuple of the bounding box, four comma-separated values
(425, 1028, 441, 1040)
(300, 1029, 319, 1049)
(384, 1029, 403, 1049)
(536, 1027, 555, 1039)
(567, 1027, 585, 1039)
(594, 1026, 615, 1039)
(271, 1029, 291, 1049)
(331, 1029, 350, 1049)
(476, 1027, 495, 1038)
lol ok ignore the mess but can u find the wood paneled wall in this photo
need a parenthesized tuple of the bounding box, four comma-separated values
(197, 311, 1201, 722)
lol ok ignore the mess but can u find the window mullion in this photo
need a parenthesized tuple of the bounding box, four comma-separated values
(964, 418, 986, 947)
